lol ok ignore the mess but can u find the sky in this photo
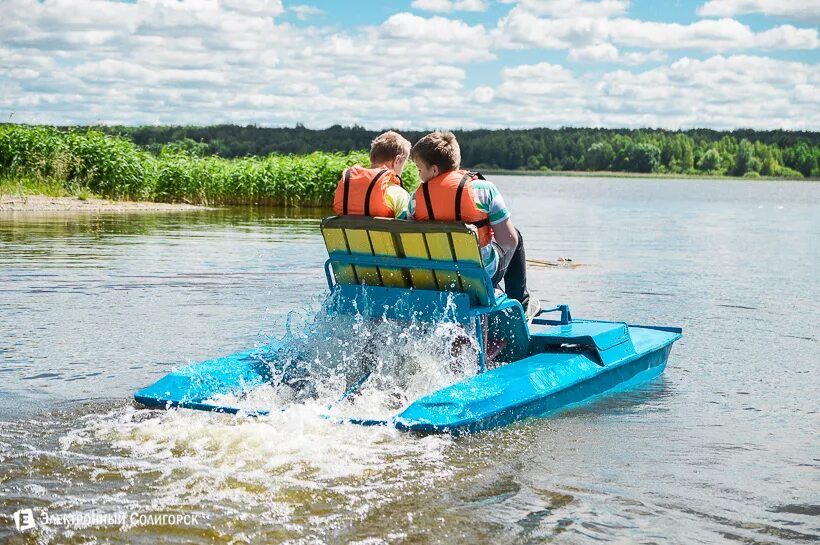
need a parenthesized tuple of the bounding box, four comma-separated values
(1, 0, 818, 130)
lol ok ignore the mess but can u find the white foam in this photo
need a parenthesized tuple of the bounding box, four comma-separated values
(213, 292, 480, 421)
(58, 298, 475, 521)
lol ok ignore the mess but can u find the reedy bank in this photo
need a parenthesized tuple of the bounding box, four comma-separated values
(0, 125, 421, 205)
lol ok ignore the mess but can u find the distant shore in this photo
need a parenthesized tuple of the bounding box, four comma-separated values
(0, 194, 210, 212)
(481, 169, 816, 181)
(2, 126, 814, 211)
(3, 169, 815, 213)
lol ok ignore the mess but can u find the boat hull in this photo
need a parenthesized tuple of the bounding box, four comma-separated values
(133, 321, 681, 435)
(134, 348, 274, 416)
(393, 326, 679, 434)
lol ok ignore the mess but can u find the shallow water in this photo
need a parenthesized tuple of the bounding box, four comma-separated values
(1, 177, 818, 544)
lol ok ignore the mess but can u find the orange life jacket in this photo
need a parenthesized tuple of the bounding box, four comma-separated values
(413, 170, 494, 246)
(333, 165, 401, 218)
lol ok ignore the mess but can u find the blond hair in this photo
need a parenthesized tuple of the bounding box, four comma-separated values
(370, 131, 411, 165)
(410, 131, 460, 172)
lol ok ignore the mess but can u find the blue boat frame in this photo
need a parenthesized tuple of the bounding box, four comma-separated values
(323, 250, 528, 373)
(135, 221, 682, 434)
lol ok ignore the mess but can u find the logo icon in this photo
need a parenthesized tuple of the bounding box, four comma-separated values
(13, 509, 36, 532)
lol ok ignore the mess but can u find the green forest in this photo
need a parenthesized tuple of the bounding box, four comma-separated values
(2, 124, 818, 206)
(102, 124, 820, 178)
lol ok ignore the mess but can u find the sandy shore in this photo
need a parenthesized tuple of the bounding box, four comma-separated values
(0, 194, 211, 212)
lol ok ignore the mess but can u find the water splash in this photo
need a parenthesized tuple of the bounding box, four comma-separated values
(214, 289, 481, 421)
(0, 291, 482, 541)
(47, 402, 458, 543)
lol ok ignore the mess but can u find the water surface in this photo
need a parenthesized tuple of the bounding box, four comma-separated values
(1, 177, 818, 544)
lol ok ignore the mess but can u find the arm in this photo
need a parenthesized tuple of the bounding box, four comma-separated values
(475, 179, 515, 250)
(492, 217, 519, 254)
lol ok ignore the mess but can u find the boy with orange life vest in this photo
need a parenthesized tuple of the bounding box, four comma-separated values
(409, 131, 539, 317)
(333, 131, 411, 219)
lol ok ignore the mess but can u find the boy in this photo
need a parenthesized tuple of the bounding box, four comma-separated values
(409, 131, 538, 317)
(333, 131, 411, 219)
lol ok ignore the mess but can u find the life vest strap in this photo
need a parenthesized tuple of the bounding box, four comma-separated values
(420, 170, 489, 230)
(422, 180, 435, 221)
(454, 172, 472, 221)
(363, 169, 388, 217)
(455, 171, 489, 229)
(342, 168, 352, 215)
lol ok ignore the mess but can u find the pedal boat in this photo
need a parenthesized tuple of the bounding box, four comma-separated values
(135, 217, 682, 435)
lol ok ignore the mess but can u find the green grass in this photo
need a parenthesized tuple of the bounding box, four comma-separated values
(0, 175, 109, 202)
(0, 125, 422, 206)
(1, 175, 74, 198)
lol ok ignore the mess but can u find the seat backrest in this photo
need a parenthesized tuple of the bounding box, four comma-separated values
(321, 216, 493, 307)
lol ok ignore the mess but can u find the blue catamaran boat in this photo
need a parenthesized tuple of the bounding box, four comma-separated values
(135, 216, 682, 434)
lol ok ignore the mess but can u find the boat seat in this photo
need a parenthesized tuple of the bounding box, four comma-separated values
(321, 216, 494, 307)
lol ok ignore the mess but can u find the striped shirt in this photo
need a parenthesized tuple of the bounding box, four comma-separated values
(384, 185, 410, 219)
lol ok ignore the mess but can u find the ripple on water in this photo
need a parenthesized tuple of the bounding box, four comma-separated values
(2, 183, 819, 544)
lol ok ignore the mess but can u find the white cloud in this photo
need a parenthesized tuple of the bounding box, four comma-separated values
(0, 2, 494, 128)
(499, 0, 629, 18)
(0, 0, 816, 129)
(219, 0, 285, 17)
(290, 4, 323, 20)
(498, 62, 584, 100)
(620, 49, 668, 65)
(74, 59, 230, 87)
(7, 68, 40, 80)
(502, 62, 576, 81)
(756, 24, 820, 49)
(472, 86, 495, 103)
(484, 55, 820, 129)
(609, 17, 818, 50)
(492, 10, 606, 49)
(392, 66, 467, 89)
(493, 7, 819, 51)
(412, 0, 489, 12)
(697, 0, 820, 23)
(568, 42, 619, 62)
(379, 13, 494, 62)
(566, 44, 668, 64)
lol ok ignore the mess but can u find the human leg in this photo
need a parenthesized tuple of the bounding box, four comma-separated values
(491, 229, 530, 308)
(502, 228, 530, 308)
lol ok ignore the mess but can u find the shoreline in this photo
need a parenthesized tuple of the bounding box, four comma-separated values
(0, 194, 213, 212)
(480, 169, 815, 181)
(3, 170, 815, 213)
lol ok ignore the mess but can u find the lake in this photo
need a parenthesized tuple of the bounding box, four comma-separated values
(1, 176, 818, 544)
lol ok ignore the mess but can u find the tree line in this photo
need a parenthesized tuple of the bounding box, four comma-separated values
(81, 125, 820, 178)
